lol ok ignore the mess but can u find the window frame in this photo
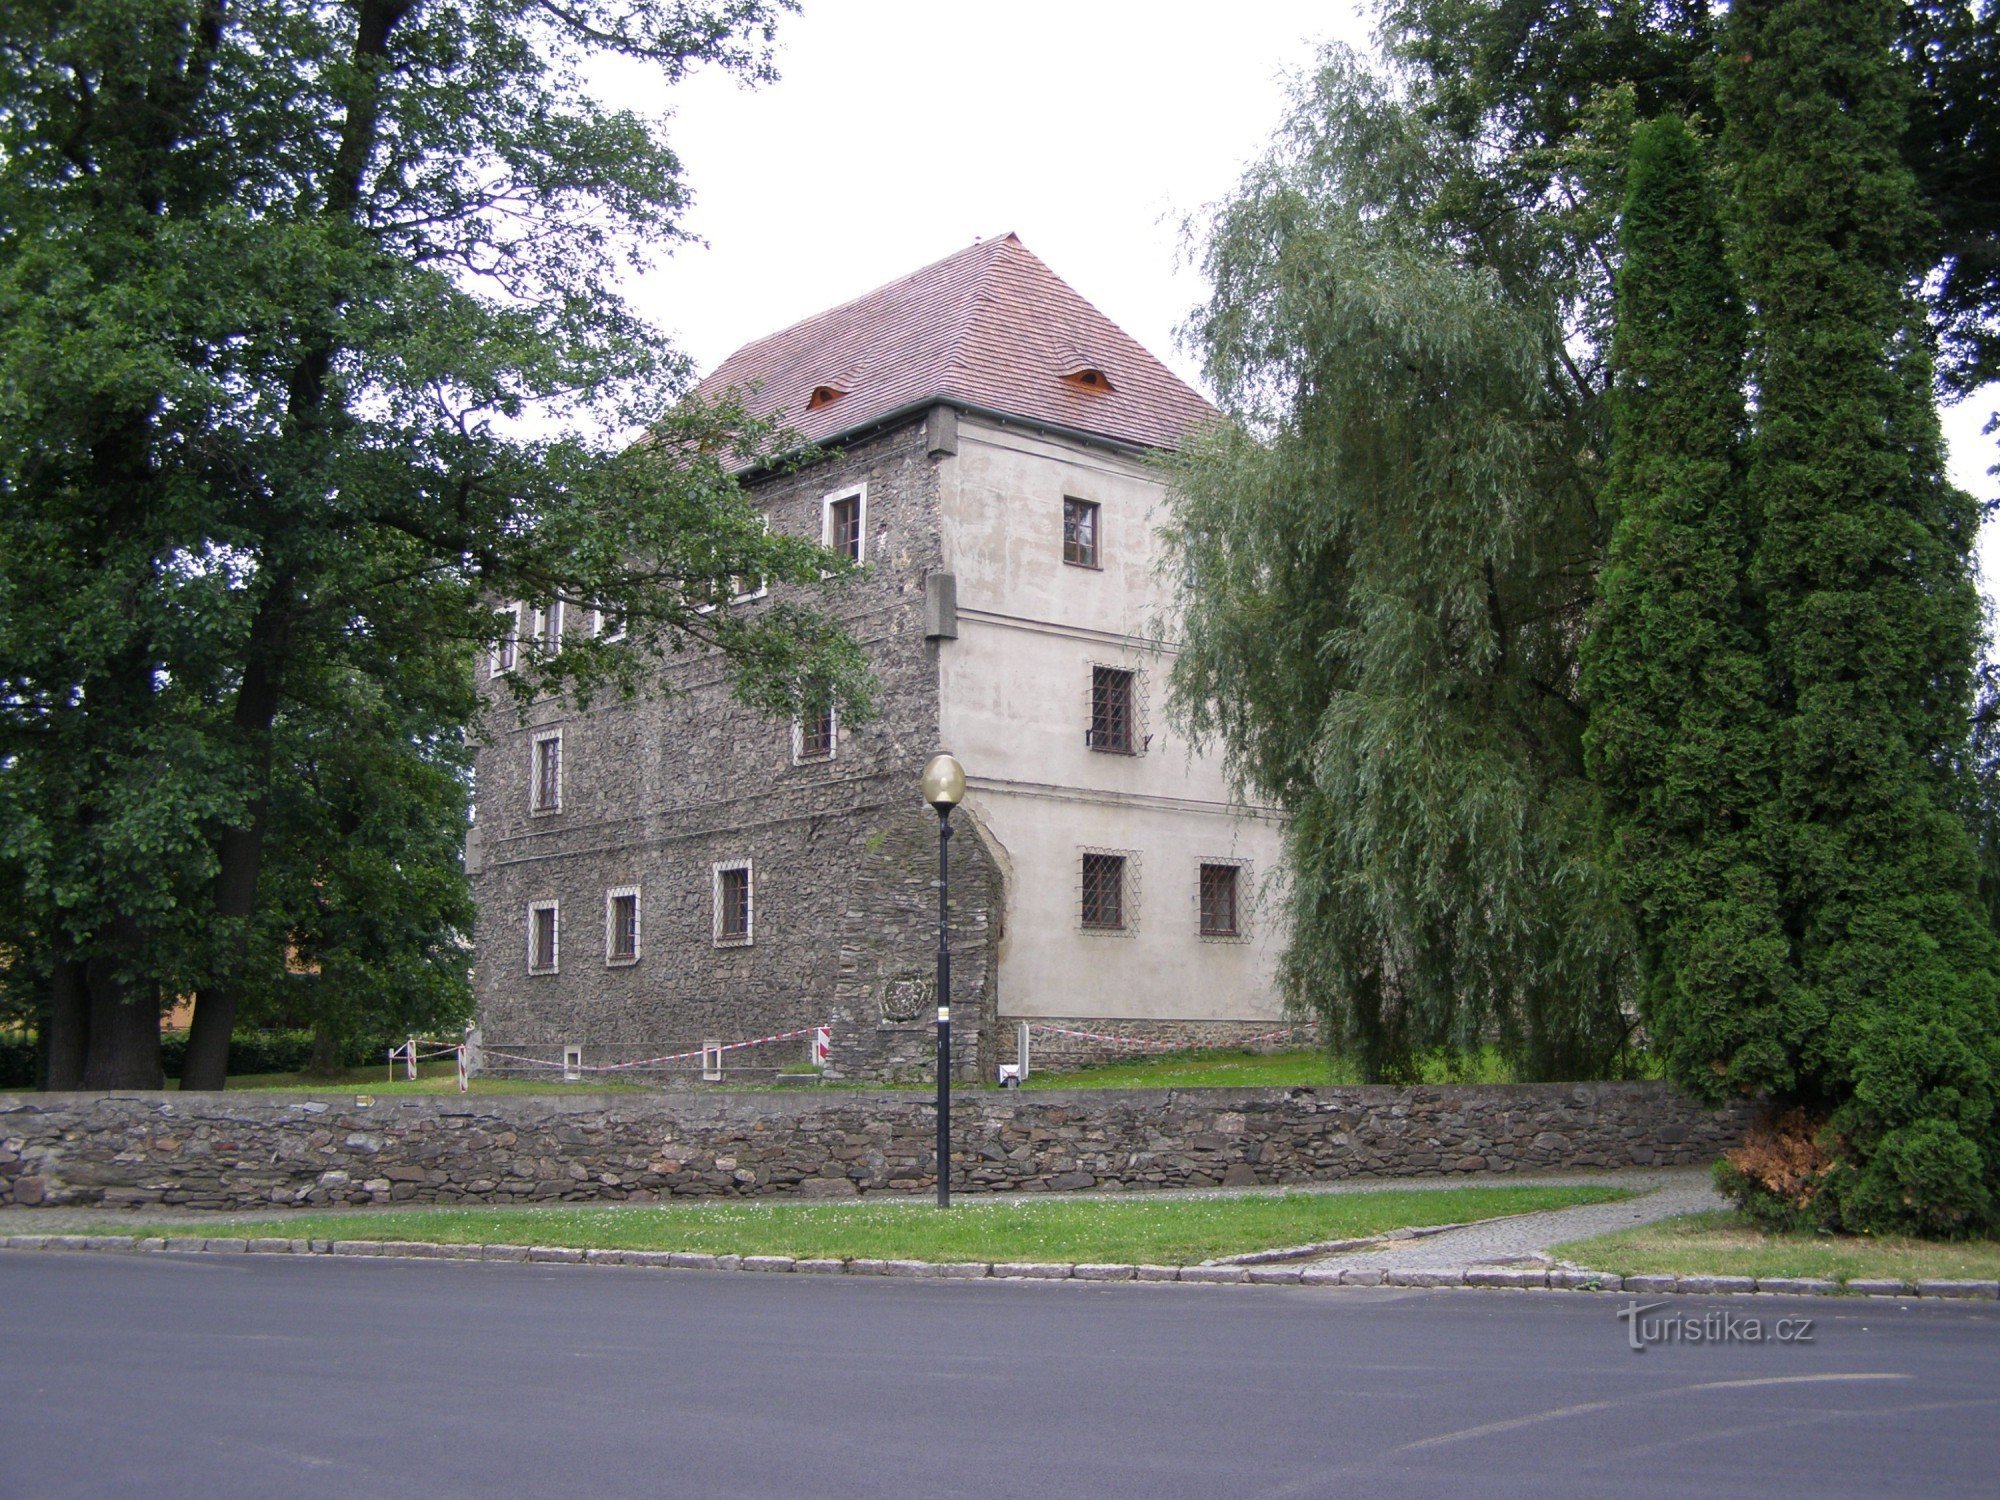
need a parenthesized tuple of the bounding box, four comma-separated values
(530, 729, 563, 815)
(712, 858, 754, 947)
(604, 885, 641, 966)
(733, 514, 772, 602)
(527, 900, 560, 974)
(1088, 664, 1139, 754)
(591, 606, 627, 643)
(822, 484, 867, 565)
(529, 600, 564, 656)
(1197, 859, 1250, 941)
(490, 603, 522, 678)
(792, 701, 837, 764)
(1062, 496, 1101, 569)
(1078, 847, 1139, 934)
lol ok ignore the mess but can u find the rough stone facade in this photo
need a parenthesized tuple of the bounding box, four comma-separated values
(471, 417, 1002, 1082)
(0, 1083, 1752, 1211)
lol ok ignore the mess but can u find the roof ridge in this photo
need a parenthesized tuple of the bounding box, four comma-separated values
(938, 235, 1018, 389)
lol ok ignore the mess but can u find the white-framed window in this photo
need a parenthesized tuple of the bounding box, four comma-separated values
(792, 702, 837, 764)
(1078, 847, 1140, 935)
(822, 484, 866, 564)
(713, 858, 753, 946)
(733, 515, 771, 602)
(530, 600, 563, 655)
(591, 606, 627, 643)
(605, 885, 641, 965)
(490, 603, 522, 677)
(527, 900, 559, 974)
(531, 730, 563, 814)
(1197, 858, 1252, 941)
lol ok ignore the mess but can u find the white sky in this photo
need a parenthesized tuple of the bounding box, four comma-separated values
(600, 0, 2000, 596)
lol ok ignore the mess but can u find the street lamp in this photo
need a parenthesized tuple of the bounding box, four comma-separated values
(921, 752, 965, 1209)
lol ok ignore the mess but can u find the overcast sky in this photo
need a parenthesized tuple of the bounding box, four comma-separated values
(600, 0, 1999, 584)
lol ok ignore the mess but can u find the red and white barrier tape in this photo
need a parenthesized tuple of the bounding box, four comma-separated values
(1025, 1022, 1317, 1051)
(480, 1025, 824, 1075)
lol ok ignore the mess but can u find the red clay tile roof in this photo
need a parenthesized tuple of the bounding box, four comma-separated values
(692, 234, 1216, 457)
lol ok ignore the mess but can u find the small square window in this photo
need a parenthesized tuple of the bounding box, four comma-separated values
(794, 703, 836, 763)
(825, 490, 864, 564)
(1089, 666, 1136, 753)
(491, 604, 522, 677)
(605, 887, 640, 965)
(531, 731, 562, 813)
(714, 860, 753, 945)
(528, 901, 559, 974)
(1082, 852, 1126, 931)
(1199, 863, 1241, 938)
(1063, 498, 1100, 568)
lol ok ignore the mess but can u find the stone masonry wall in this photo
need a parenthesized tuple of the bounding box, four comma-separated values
(471, 415, 1002, 1081)
(0, 1083, 1752, 1211)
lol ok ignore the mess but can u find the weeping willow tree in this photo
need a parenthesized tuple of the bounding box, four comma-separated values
(1166, 50, 1635, 1082)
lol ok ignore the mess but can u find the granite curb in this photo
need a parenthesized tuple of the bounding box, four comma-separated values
(3, 1232, 1995, 1300)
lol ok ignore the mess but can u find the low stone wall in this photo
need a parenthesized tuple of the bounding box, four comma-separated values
(0, 1082, 1751, 1213)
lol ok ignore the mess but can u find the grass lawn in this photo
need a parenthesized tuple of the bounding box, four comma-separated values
(1554, 1210, 2000, 1285)
(1019, 1047, 1527, 1091)
(115, 1183, 1633, 1265)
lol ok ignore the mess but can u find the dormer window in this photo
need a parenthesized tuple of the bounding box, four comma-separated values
(1061, 367, 1114, 393)
(807, 385, 845, 410)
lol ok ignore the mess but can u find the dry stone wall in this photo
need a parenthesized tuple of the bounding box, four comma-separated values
(0, 1082, 1751, 1212)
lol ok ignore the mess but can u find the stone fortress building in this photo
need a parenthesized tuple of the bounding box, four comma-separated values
(468, 234, 1288, 1080)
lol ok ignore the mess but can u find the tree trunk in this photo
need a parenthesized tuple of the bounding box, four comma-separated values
(44, 957, 90, 1090)
(306, 1020, 343, 1080)
(79, 933, 163, 1090)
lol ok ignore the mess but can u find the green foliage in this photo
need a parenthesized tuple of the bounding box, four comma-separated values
(0, 1, 869, 1087)
(158, 1028, 406, 1079)
(1715, 0, 2000, 1236)
(1168, 50, 1635, 1083)
(1581, 113, 1794, 1103)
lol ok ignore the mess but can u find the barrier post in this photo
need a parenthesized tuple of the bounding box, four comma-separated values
(455, 1045, 469, 1093)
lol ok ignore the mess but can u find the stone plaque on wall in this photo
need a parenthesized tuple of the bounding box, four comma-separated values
(879, 975, 936, 1026)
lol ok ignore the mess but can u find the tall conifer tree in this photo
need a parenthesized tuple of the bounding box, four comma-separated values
(1723, 0, 2000, 1233)
(1583, 114, 1795, 1103)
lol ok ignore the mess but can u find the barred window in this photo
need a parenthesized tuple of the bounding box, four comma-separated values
(531, 732, 562, 813)
(1089, 666, 1135, 753)
(606, 888, 640, 964)
(1063, 497, 1100, 568)
(1199, 863, 1240, 937)
(1081, 852, 1126, 930)
(528, 901, 558, 974)
(714, 861, 753, 945)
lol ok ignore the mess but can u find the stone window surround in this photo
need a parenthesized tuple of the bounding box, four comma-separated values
(1078, 845, 1140, 935)
(733, 514, 771, 603)
(604, 884, 641, 966)
(529, 600, 564, 657)
(530, 729, 563, 815)
(822, 482, 867, 565)
(590, 605, 626, 642)
(1062, 495, 1102, 569)
(490, 602, 522, 678)
(713, 858, 754, 947)
(792, 700, 837, 765)
(1195, 856, 1252, 943)
(527, 899, 559, 974)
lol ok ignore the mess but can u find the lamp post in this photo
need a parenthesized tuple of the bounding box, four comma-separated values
(920, 752, 965, 1209)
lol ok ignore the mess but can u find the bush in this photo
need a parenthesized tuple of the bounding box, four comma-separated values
(160, 1029, 415, 1079)
(0, 1032, 39, 1090)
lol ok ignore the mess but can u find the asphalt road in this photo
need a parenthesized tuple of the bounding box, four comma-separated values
(3, 1252, 1995, 1499)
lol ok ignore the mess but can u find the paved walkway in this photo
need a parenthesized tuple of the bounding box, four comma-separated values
(1298, 1166, 1722, 1271)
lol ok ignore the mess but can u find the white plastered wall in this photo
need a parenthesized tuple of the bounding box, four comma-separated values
(937, 413, 1286, 1021)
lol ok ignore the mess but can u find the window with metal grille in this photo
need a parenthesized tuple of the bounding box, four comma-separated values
(715, 862, 752, 945)
(827, 494, 863, 563)
(1063, 497, 1100, 568)
(795, 703, 835, 762)
(528, 901, 558, 973)
(531, 732, 562, 812)
(1089, 666, 1135, 753)
(1199, 863, 1240, 937)
(606, 888, 639, 964)
(1081, 852, 1126, 930)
